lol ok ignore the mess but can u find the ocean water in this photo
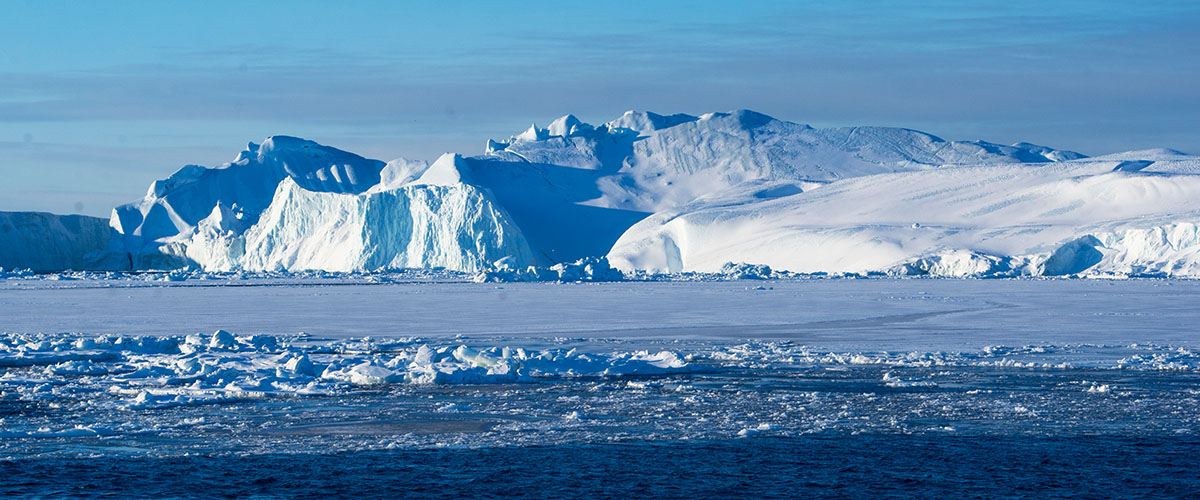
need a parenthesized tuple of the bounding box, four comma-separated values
(5, 436, 1198, 499)
(2, 278, 1199, 498)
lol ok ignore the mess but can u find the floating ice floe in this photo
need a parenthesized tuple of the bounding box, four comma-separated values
(0, 330, 693, 409)
(3, 330, 1197, 415)
(473, 256, 625, 283)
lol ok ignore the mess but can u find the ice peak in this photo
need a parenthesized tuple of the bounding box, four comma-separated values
(197, 201, 245, 235)
(547, 114, 593, 137)
(149, 164, 208, 198)
(728, 109, 776, 129)
(515, 124, 548, 142)
(235, 136, 339, 163)
(413, 153, 473, 186)
(258, 135, 328, 156)
(694, 109, 777, 129)
(235, 141, 261, 163)
(548, 114, 580, 135)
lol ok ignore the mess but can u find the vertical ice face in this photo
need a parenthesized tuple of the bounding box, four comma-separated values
(225, 178, 536, 273)
(0, 211, 115, 272)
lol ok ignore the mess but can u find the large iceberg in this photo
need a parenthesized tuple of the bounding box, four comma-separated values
(225, 175, 534, 273)
(110, 136, 391, 267)
(12, 109, 1200, 277)
(125, 110, 1082, 272)
(488, 110, 1081, 214)
(608, 150, 1200, 277)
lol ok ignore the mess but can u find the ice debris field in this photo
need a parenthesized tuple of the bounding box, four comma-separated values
(1, 277, 1198, 459)
(4, 110, 1200, 278)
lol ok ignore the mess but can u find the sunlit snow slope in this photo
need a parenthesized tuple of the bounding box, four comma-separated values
(608, 150, 1200, 277)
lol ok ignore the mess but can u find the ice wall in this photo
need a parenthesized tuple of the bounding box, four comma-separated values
(189, 177, 536, 273)
(0, 212, 115, 272)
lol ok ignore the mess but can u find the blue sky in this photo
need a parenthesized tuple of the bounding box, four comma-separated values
(2, 0, 1198, 216)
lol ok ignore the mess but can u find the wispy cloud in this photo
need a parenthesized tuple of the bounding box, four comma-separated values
(1, 0, 1198, 215)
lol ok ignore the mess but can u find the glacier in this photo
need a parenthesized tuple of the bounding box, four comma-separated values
(7, 109, 1200, 277)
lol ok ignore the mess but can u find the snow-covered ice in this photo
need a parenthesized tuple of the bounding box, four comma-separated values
(610, 152, 1200, 276)
(18, 109, 1197, 278)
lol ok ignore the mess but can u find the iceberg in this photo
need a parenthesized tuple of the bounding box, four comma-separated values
(108, 110, 1084, 273)
(0, 211, 116, 272)
(490, 109, 1082, 214)
(232, 176, 535, 273)
(12, 108, 1200, 277)
(608, 153, 1200, 277)
(110, 136, 390, 266)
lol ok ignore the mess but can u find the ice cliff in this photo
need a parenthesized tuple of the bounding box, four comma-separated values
(0, 212, 114, 272)
(225, 176, 532, 272)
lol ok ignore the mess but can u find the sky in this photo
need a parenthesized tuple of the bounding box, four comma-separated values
(2, 0, 1198, 216)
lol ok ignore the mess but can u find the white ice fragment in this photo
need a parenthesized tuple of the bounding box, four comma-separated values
(209, 330, 236, 350)
(284, 354, 316, 375)
(452, 345, 496, 367)
(321, 362, 401, 386)
(737, 425, 773, 437)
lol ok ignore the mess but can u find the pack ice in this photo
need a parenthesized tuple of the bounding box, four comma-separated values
(0, 330, 692, 411)
(4, 110, 1200, 277)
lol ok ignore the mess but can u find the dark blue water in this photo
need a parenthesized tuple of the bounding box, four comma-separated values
(3, 434, 1197, 499)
